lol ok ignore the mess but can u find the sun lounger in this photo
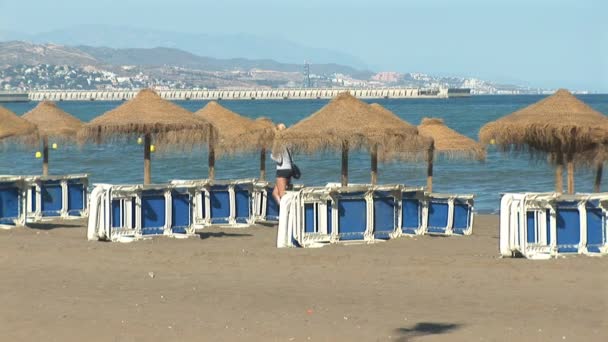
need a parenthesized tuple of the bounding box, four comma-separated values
(25, 174, 89, 221)
(0, 176, 27, 228)
(88, 179, 268, 241)
(371, 189, 397, 240)
(196, 179, 256, 226)
(400, 190, 424, 235)
(278, 184, 471, 248)
(88, 183, 199, 241)
(171, 188, 192, 234)
(586, 199, 605, 253)
(335, 188, 369, 241)
(208, 184, 232, 224)
(174, 179, 257, 227)
(423, 193, 475, 235)
(499, 192, 608, 258)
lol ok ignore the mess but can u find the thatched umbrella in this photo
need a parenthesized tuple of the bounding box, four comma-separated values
(254, 117, 276, 181)
(479, 89, 608, 194)
(0, 105, 37, 142)
(79, 89, 215, 184)
(591, 147, 606, 193)
(276, 93, 427, 186)
(22, 101, 83, 176)
(369, 103, 429, 184)
(194, 101, 274, 180)
(573, 143, 607, 192)
(596, 164, 604, 192)
(417, 118, 486, 192)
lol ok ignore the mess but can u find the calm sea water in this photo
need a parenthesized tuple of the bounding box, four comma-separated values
(2, 95, 607, 213)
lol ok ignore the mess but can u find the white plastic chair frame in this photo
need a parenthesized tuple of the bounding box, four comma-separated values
(88, 183, 200, 241)
(291, 184, 429, 247)
(22, 174, 89, 222)
(88, 179, 268, 241)
(420, 193, 475, 236)
(195, 179, 257, 227)
(499, 192, 608, 258)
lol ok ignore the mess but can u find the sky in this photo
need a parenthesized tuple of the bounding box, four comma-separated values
(0, 0, 606, 92)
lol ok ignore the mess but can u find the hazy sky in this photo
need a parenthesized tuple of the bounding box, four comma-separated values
(1, 0, 606, 91)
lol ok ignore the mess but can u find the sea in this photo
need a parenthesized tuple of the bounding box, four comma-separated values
(2, 94, 607, 213)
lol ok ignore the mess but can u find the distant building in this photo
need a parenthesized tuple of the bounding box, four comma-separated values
(371, 72, 402, 83)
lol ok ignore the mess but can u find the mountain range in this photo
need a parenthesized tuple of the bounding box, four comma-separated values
(0, 39, 548, 94)
(0, 25, 369, 70)
(0, 40, 372, 78)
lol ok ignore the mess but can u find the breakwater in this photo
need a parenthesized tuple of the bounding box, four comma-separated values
(0, 92, 29, 102)
(27, 87, 457, 102)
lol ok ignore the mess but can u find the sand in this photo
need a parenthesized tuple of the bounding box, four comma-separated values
(0, 215, 606, 342)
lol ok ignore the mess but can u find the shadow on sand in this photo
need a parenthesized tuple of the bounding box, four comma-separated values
(196, 231, 252, 240)
(25, 222, 83, 230)
(395, 322, 462, 341)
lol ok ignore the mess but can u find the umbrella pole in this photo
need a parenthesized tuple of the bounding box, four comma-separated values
(208, 145, 215, 181)
(555, 152, 563, 193)
(143, 133, 151, 185)
(208, 130, 215, 180)
(370, 144, 378, 185)
(260, 148, 266, 181)
(427, 142, 435, 193)
(341, 141, 349, 187)
(42, 136, 49, 176)
(567, 152, 575, 194)
(594, 163, 603, 193)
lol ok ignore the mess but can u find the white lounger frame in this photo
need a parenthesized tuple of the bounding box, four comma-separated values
(499, 192, 608, 258)
(0, 174, 89, 226)
(88, 179, 265, 241)
(420, 193, 475, 236)
(88, 183, 201, 241)
(25, 174, 89, 221)
(192, 179, 257, 227)
(278, 184, 474, 248)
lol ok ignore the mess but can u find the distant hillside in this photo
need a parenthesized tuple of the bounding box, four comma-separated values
(0, 41, 98, 67)
(0, 25, 369, 69)
(0, 41, 372, 77)
(77, 45, 372, 77)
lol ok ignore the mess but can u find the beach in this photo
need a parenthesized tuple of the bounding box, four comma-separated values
(0, 215, 605, 341)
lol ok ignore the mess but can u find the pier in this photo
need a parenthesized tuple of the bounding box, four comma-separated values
(25, 87, 462, 102)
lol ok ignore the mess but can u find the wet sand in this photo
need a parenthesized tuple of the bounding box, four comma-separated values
(0, 215, 606, 341)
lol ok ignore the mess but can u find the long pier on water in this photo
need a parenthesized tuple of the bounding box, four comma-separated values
(20, 87, 465, 102)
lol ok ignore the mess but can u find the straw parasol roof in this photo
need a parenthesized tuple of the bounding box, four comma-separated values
(418, 118, 486, 160)
(277, 92, 427, 156)
(479, 89, 608, 155)
(22, 101, 83, 140)
(570, 143, 608, 167)
(79, 88, 214, 146)
(78, 88, 215, 184)
(255, 117, 275, 128)
(0, 105, 37, 142)
(194, 101, 274, 154)
(479, 88, 608, 194)
(369, 103, 431, 158)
